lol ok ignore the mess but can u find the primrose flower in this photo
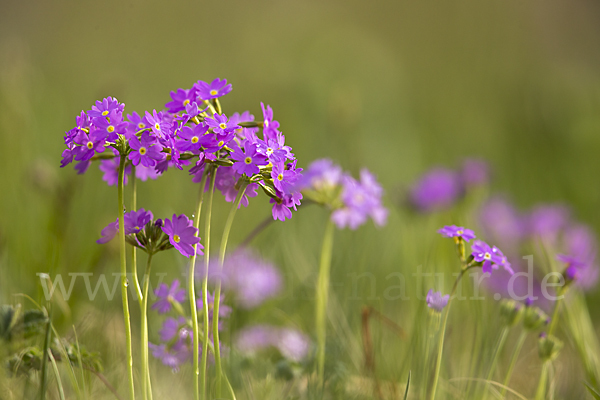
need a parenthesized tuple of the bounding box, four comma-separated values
(165, 88, 195, 113)
(176, 123, 209, 153)
(426, 289, 449, 312)
(204, 113, 238, 135)
(194, 78, 232, 100)
(145, 110, 169, 139)
(460, 158, 490, 187)
(126, 111, 149, 136)
(471, 240, 505, 274)
(235, 325, 311, 362)
(231, 142, 268, 176)
(73, 130, 106, 162)
(161, 214, 202, 257)
(88, 97, 123, 119)
(409, 168, 462, 212)
(128, 132, 165, 167)
(297, 158, 343, 190)
(99, 155, 131, 186)
(152, 280, 186, 314)
(438, 225, 476, 242)
(148, 343, 190, 372)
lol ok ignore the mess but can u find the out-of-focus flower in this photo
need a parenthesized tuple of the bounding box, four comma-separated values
(426, 289, 449, 312)
(409, 168, 462, 212)
(235, 324, 311, 362)
(460, 158, 490, 187)
(438, 225, 476, 242)
(152, 280, 186, 314)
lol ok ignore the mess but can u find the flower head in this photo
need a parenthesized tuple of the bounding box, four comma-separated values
(438, 225, 476, 242)
(195, 78, 232, 100)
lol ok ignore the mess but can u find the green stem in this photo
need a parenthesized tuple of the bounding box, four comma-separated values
(547, 287, 564, 336)
(501, 330, 527, 397)
(315, 218, 335, 388)
(213, 181, 249, 398)
(189, 169, 209, 400)
(534, 362, 549, 400)
(117, 154, 136, 400)
(48, 351, 66, 400)
(482, 326, 509, 399)
(200, 167, 217, 400)
(40, 307, 52, 400)
(428, 268, 468, 400)
(141, 253, 154, 400)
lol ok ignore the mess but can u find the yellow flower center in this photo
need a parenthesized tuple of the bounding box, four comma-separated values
(191, 136, 199, 143)
(139, 147, 147, 155)
(173, 234, 181, 243)
(484, 252, 491, 260)
(154, 123, 160, 131)
(102, 110, 109, 116)
(218, 140, 224, 147)
(277, 173, 283, 181)
(138, 123, 145, 129)
(107, 125, 115, 133)
(183, 99, 190, 106)
(219, 123, 227, 130)
(210, 90, 218, 96)
(244, 157, 252, 164)
(266, 147, 273, 155)
(457, 230, 463, 235)
(86, 141, 94, 149)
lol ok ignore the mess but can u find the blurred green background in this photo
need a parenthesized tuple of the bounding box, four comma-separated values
(1, 0, 600, 398)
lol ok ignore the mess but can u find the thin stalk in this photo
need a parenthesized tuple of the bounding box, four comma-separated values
(48, 351, 66, 400)
(189, 169, 209, 400)
(534, 362, 549, 400)
(428, 268, 468, 400)
(131, 165, 142, 304)
(213, 181, 249, 398)
(117, 154, 136, 400)
(315, 218, 335, 388)
(200, 168, 217, 400)
(40, 307, 53, 400)
(141, 253, 154, 400)
(501, 330, 527, 397)
(547, 287, 564, 336)
(482, 326, 509, 399)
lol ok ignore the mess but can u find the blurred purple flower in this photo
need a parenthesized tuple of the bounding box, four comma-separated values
(152, 280, 186, 314)
(235, 324, 311, 362)
(409, 168, 462, 212)
(426, 289, 449, 312)
(460, 158, 490, 187)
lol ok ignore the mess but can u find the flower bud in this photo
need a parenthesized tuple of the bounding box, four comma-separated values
(499, 299, 523, 327)
(538, 333, 563, 362)
(523, 306, 548, 331)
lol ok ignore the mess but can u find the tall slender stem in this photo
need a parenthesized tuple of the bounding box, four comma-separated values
(501, 330, 527, 397)
(200, 168, 217, 400)
(428, 268, 467, 400)
(482, 326, 509, 399)
(547, 287, 564, 336)
(534, 362, 549, 400)
(315, 218, 335, 388)
(140, 253, 154, 400)
(213, 181, 249, 398)
(189, 169, 209, 400)
(117, 154, 135, 400)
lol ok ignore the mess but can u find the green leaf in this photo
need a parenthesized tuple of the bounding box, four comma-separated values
(585, 382, 600, 400)
(21, 309, 48, 338)
(0, 304, 18, 340)
(403, 370, 411, 400)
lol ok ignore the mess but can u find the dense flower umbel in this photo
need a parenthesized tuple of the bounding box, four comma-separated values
(299, 159, 388, 230)
(61, 79, 304, 221)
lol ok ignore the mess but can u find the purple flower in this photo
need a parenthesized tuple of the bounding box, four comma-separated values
(159, 317, 188, 342)
(277, 328, 311, 362)
(165, 88, 195, 113)
(491, 246, 514, 275)
(161, 214, 202, 257)
(261, 103, 281, 140)
(199, 248, 283, 309)
(176, 124, 209, 153)
(124, 208, 153, 234)
(204, 113, 238, 135)
(235, 325, 310, 362)
(270, 192, 302, 221)
(331, 170, 387, 229)
(195, 78, 232, 100)
(460, 158, 490, 187)
(145, 110, 169, 138)
(152, 280, 186, 314)
(528, 204, 570, 244)
(73, 130, 106, 162)
(471, 240, 503, 274)
(409, 168, 462, 212)
(297, 158, 343, 190)
(556, 254, 587, 270)
(135, 163, 161, 181)
(128, 132, 165, 167)
(426, 289, 449, 312)
(148, 343, 190, 372)
(97, 220, 119, 244)
(438, 225, 476, 242)
(126, 111, 149, 136)
(99, 156, 131, 186)
(88, 97, 123, 119)
(211, 167, 259, 208)
(93, 112, 127, 142)
(271, 161, 301, 195)
(231, 143, 268, 176)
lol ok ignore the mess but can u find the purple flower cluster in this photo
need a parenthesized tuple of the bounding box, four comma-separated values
(197, 248, 283, 309)
(408, 158, 490, 212)
(479, 198, 599, 290)
(299, 159, 388, 230)
(62, 79, 304, 222)
(235, 324, 311, 362)
(149, 280, 230, 371)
